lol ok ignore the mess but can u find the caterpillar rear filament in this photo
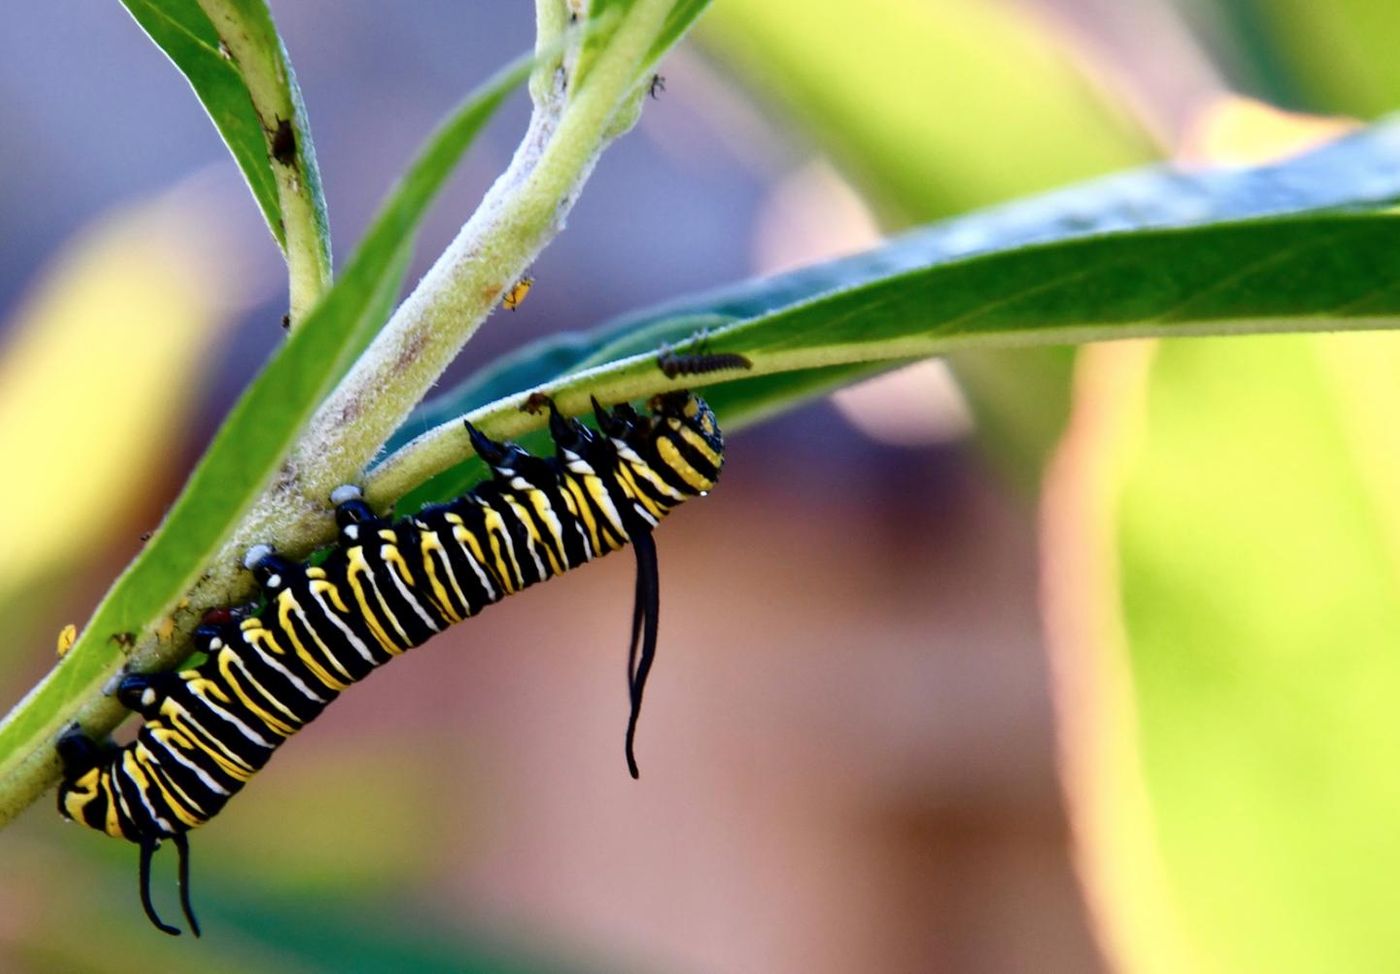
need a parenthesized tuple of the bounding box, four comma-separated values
(56, 392, 724, 937)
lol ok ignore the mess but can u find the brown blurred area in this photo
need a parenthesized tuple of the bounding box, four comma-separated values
(0, 3, 1121, 971)
(394, 443, 1103, 973)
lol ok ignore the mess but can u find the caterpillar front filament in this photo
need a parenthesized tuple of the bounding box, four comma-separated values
(56, 392, 724, 936)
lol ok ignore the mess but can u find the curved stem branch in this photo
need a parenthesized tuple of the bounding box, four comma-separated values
(197, 0, 332, 324)
(0, 0, 688, 830)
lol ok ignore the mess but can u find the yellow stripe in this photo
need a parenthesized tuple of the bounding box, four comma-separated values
(284, 589, 357, 681)
(96, 766, 122, 839)
(559, 476, 600, 555)
(525, 491, 567, 574)
(245, 621, 287, 657)
(139, 746, 211, 825)
(275, 591, 352, 690)
(657, 436, 713, 491)
(676, 422, 722, 467)
(381, 543, 421, 591)
(63, 768, 101, 826)
(215, 651, 300, 736)
(582, 476, 627, 549)
(480, 506, 522, 592)
(159, 701, 255, 774)
(344, 548, 407, 655)
(126, 747, 205, 827)
(630, 454, 688, 502)
(615, 462, 666, 520)
(153, 725, 252, 784)
(504, 494, 561, 577)
(419, 532, 465, 623)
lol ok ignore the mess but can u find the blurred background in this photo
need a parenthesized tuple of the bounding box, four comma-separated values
(2, 1, 1399, 972)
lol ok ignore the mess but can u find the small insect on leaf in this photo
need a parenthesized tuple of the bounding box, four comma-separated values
(55, 624, 77, 658)
(502, 275, 535, 312)
(649, 74, 666, 99)
(656, 330, 754, 380)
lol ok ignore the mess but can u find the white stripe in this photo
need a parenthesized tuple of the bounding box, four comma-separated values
(225, 655, 304, 726)
(451, 527, 499, 602)
(182, 693, 277, 750)
(148, 740, 227, 800)
(355, 563, 412, 644)
(530, 489, 574, 563)
(584, 474, 628, 536)
(310, 586, 377, 664)
(109, 760, 137, 823)
(481, 503, 526, 587)
(124, 756, 167, 826)
(381, 546, 441, 633)
(245, 637, 329, 704)
(503, 498, 549, 580)
(430, 542, 472, 615)
(287, 599, 356, 681)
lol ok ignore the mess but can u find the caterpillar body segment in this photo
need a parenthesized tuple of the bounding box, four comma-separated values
(56, 392, 724, 936)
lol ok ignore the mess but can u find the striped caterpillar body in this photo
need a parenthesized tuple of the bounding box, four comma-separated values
(56, 392, 724, 936)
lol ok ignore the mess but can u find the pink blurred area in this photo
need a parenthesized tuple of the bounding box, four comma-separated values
(0, 2, 1124, 971)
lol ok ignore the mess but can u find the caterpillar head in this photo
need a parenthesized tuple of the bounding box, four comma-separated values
(647, 391, 724, 495)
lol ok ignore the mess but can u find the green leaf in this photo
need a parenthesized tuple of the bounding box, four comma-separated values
(384, 117, 1400, 492)
(1241, 0, 1400, 116)
(0, 52, 535, 826)
(699, 0, 1152, 219)
(119, 0, 285, 245)
(120, 0, 335, 319)
(647, 0, 714, 62)
(372, 208, 1400, 509)
(1046, 330, 1400, 971)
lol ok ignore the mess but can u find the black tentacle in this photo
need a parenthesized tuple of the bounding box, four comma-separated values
(625, 528, 660, 779)
(173, 831, 200, 938)
(139, 839, 180, 936)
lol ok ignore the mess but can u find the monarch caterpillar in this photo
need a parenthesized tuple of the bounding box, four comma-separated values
(656, 339, 752, 381)
(56, 391, 724, 937)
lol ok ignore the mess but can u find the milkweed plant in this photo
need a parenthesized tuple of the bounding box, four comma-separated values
(4, 0, 1400, 969)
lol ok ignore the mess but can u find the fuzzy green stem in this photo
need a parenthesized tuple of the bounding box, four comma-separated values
(0, 1, 686, 830)
(532, 0, 572, 105)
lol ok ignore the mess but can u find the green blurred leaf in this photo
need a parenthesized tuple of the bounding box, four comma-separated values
(0, 52, 535, 824)
(1234, 0, 1400, 116)
(647, 0, 713, 62)
(386, 118, 1400, 494)
(701, 0, 1152, 217)
(206, 890, 601, 974)
(1050, 330, 1400, 972)
(700, 0, 1158, 472)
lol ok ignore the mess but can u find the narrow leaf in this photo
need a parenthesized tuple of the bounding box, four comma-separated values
(370, 210, 1400, 510)
(387, 117, 1400, 470)
(0, 52, 535, 824)
(119, 0, 284, 245)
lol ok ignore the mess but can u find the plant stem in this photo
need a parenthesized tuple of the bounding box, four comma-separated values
(0, 1, 685, 831)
